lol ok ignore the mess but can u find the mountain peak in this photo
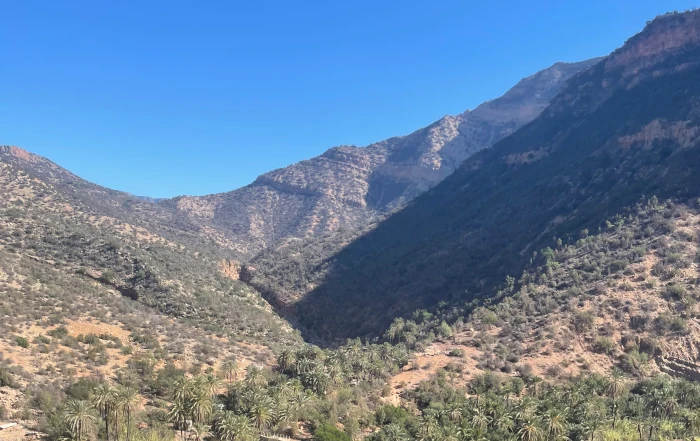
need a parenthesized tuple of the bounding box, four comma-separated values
(0, 145, 38, 162)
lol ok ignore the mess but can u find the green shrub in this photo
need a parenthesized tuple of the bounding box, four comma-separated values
(48, 326, 69, 339)
(592, 337, 615, 354)
(374, 405, 409, 425)
(664, 284, 686, 300)
(448, 348, 465, 357)
(608, 260, 628, 273)
(621, 350, 648, 377)
(0, 368, 16, 388)
(15, 336, 29, 348)
(574, 310, 595, 333)
(35, 335, 51, 344)
(314, 423, 352, 441)
(66, 378, 101, 400)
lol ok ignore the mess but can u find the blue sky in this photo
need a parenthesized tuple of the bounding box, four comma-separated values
(2, 0, 697, 197)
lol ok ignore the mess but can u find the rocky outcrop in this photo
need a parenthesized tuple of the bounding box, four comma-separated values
(658, 356, 700, 382)
(219, 259, 243, 280)
(0, 146, 38, 162)
(218, 259, 255, 284)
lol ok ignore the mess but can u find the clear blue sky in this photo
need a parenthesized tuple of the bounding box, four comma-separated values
(2, 0, 697, 197)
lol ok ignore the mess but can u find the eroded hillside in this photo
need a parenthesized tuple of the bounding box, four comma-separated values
(0, 156, 301, 409)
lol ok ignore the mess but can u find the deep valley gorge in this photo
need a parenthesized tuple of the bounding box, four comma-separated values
(2, 8, 700, 441)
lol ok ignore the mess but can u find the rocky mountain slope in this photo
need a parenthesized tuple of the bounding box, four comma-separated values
(0, 146, 247, 257)
(0, 148, 300, 373)
(159, 59, 599, 256)
(248, 10, 700, 342)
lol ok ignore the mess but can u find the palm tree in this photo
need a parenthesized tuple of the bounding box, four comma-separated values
(543, 408, 567, 441)
(272, 381, 295, 403)
(63, 399, 97, 441)
(271, 402, 292, 428)
(168, 399, 190, 439)
(92, 383, 114, 441)
(469, 383, 487, 410)
(326, 361, 345, 387)
(417, 415, 438, 441)
(189, 386, 214, 424)
(580, 417, 602, 441)
(216, 411, 256, 441)
(303, 369, 331, 395)
(507, 378, 525, 407)
(249, 396, 274, 431)
(173, 376, 195, 403)
(517, 420, 542, 441)
(367, 345, 381, 363)
(245, 365, 268, 388)
(383, 423, 410, 441)
(493, 412, 514, 434)
(447, 401, 463, 423)
(514, 397, 536, 425)
(456, 420, 474, 441)
(189, 423, 212, 441)
(220, 359, 240, 385)
(199, 374, 221, 399)
(607, 368, 625, 429)
(470, 407, 492, 439)
(277, 350, 297, 375)
(441, 424, 460, 441)
(527, 376, 543, 398)
(115, 386, 140, 441)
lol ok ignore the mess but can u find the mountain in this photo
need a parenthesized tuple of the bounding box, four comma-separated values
(159, 59, 599, 257)
(0, 146, 247, 257)
(0, 58, 599, 362)
(0, 145, 300, 386)
(5, 11, 700, 441)
(248, 10, 700, 342)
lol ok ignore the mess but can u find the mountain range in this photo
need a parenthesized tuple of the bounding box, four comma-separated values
(2, 9, 700, 387)
(254, 9, 700, 340)
(157, 58, 599, 256)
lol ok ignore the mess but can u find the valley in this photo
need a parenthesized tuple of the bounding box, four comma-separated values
(2, 8, 700, 441)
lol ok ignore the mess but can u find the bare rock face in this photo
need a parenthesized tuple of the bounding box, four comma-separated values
(217, 259, 255, 283)
(219, 259, 243, 280)
(164, 59, 600, 256)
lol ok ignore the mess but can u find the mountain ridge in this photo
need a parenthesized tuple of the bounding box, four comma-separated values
(156, 59, 599, 256)
(248, 9, 700, 342)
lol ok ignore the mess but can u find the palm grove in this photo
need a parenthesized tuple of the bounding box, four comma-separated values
(11, 335, 700, 441)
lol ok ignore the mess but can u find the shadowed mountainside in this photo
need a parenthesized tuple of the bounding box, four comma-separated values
(249, 10, 700, 342)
